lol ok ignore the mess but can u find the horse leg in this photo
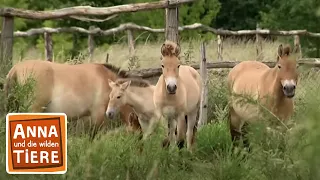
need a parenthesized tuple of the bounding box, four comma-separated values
(176, 114, 187, 150)
(229, 106, 245, 147)
(162, 115, 176, 149)
(142, 115, 160, 140)
(88, 108, 106, 142)
(186, 110, 197, 152)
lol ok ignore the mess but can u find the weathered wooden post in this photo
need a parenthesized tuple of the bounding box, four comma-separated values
(198, 41, 208, 128)
(88, 26, 95, 62)
(127, 29, 135, 56)
(165, 0, 179, 43)
(0, 16, 14, 76)
(105, 53, 109, 63)
(255, 23, 263, 61)
(217, 35, 223, 61)
(294, 35, 302, 59)
(44, 32, 53, 62)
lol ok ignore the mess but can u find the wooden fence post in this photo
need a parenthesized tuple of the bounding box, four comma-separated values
(0, 16, 14, 76)
(44, 32, 53, 62)
(165, 0, 179, 43)
(256, 23, 263, 61)
(127, 29, 135, 56)
(217, 35, 223, 61)
(88, 26, 95, 62)
(105, 53, 109, 63)
(198, 41, 208, 128)
(294, 35, 302, 59)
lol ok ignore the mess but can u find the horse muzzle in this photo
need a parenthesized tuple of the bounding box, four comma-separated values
(166, 84, 177, 94)
(106, 109, 116, 119)
(283, 84, 296, 98)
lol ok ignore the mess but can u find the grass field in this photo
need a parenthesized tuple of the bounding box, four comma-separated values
(0, 39, 320, 180)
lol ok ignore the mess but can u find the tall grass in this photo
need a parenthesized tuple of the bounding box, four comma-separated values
(1, 39, 320, 179)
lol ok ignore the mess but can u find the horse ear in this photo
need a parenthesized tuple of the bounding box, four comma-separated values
(108, 79, 116, 87)
(161, 43, 166, 56)
(120, 80, 131, 90)
(277, 44, 283, 62)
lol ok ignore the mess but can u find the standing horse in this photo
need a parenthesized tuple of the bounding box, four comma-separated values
(105, 78, 160, 140)
(153, 41, 202, 152)
(4, 60, 141, 140)
(227, 44, 299, 146)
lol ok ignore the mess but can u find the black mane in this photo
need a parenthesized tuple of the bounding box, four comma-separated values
(102, 63, 129, 78)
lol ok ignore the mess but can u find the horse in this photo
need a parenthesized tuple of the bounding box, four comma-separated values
(227, 44, 299, 147)
(153, 40, 202, 152)
(3, 60, 141, 140)
(105, 78, 161, 140)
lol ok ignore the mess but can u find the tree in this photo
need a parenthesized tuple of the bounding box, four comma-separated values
(214, 0, 275, 30)
(260, 0, 320, 57)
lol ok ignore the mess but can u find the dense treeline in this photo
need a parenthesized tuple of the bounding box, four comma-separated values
(0, 0, 320, 57)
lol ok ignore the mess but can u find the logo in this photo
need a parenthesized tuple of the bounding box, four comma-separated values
(6, 113, 67, 174)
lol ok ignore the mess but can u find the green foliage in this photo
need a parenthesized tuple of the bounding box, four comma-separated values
(215, 0, 275, 30)
(0, 0, 29, 30)
(260, 0, 320, 57)
(6, 75, 36, 113)
(207, 71, 229, 122)
(181, 41, 196, 64)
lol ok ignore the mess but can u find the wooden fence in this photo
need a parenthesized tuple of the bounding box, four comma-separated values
(2, 22, 320, 62)
(0, 0, 193, 68)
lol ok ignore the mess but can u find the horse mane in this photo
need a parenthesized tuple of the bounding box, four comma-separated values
(161, 40, 181, 57)
(102, 63, 129, 78)
(116, 78, 151, 88)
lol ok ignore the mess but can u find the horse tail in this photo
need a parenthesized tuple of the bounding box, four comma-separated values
(4, 66, 19, 113)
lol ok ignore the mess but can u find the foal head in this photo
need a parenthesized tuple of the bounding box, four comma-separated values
(106, 79, 131, 119)
(276, 44, 299, 98)
(160, 40, 181, 94)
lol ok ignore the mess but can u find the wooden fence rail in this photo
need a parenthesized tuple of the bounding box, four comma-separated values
(0, 0, 194, 20)
(2, 23, 320, 37)
(129, 60, 320, 79)
(2, 22, 320, 63)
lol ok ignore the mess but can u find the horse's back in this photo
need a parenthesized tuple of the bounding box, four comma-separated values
(228, 61, 269, 94)
(7, 60, 110, 117)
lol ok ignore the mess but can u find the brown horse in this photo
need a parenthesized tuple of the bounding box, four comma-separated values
(4, 60, 141, 140)
(227, 44, 299, 146)
(153, 41, 202, 152)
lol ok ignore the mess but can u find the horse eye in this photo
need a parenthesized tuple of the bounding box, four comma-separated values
(278, 65, 281, 69)
(161, 65, 164, 68)
(177, 65, 180, 68)
(117, 96, 121, 99)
